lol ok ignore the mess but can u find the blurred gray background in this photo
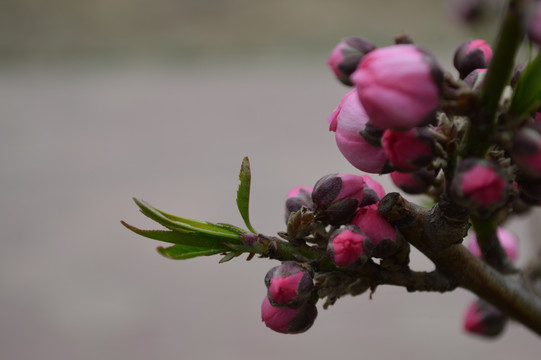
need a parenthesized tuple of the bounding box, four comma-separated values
(1, 0, 539, 359)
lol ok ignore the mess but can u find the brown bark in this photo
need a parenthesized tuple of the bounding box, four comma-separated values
(379, 192, 541, 335)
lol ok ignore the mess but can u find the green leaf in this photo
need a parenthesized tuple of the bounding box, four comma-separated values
(132, 198, 241, 241)
(157, 244, 225, 260)
(121, 221, 231, 251)
(236, 157, 257, 234)
(510, 52, 541, 120)
(216, 223, 248, 234)
(219, 251, 243, 263)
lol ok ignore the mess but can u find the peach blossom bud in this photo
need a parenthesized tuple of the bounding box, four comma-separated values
(264, 262, 314, 308)
(463, 298, 507, 337)
(453, 39, 492, 78)
(512, 123, 541, 179)
(285, 186, 313, 223)
(450, 159, 509, 218)
(328, 89, 388, 173)
(351, 44, 443, 131)
(528, 0, 541, 46)
(467, 227, 518, 262)
(390, 169, 436, 194)
(351, 204, 397, 258)
(360, 175, 386, 206)
(381, 128, 435, 172)
(311, 173, 365, 225)
(327, 37, 376, 86)
(261, 296, 317, 334)
(327, 225, 373, 267)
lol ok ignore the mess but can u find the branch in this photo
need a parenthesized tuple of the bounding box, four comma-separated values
(379, 192, 541, 335)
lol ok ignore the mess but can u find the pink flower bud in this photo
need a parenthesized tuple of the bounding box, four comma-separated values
(264, 262, 314, 308)
(453, 39, 493, 79)
(327, 226, 373, 267)
(328, 89, 388, 173)
(261, 296, 317, 334)
(512, 124, 541, 179)
(327, 37, 376, 86)
(351, 204, 397, 258)
(528, 1, 541, 46)
(360, 175, 386, 206)
(452, 0, 487, 24)
(285, 186, 313, 223)
(351, 44, 443, 131)
(450, 159, 509, 218)
(390, 169, 436, 194)
(467, 227, 519, 262)
(381, 128, 435, 171)
(311, 173, 365, 225)
(463, 68, 487, 91)
(463, 298, 507, 337)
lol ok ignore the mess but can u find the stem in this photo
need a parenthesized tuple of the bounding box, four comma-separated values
(470, 215, 516, 273)
(462, 0, 526, 158)
(379, 192, 541, 335)
(369, 266, 457, 292)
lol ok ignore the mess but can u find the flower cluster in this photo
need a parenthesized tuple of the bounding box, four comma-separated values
(124, 4, 541, 339)
(322, 29, 536, 338)
(327, 35, 525, 221)
(262, 173, 401, 333)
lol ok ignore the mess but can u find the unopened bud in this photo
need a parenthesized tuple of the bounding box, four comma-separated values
(327, 225, 373, 267)
(381, 128, 435, 171)
(453, 39, 492, 79)
(264, 262, 314, 308)
(351, 204, 398, 258)
(512, 123, 541, 179)
(360, 175, 386, 206)
(328, 89, 388, 173)
(450, 159, 509, 218)
(463, 298, 507, 337)
(528, 0, 541, 46)
(467, 227, 519, 262)
(311, 173, 365, 225)
(261, 296, 317, 334)
(285, 186, 313, 223)
(327, 37, 377, 86)
(352, 44, 443, 131)
(390, 169, 436, 194)
(453, 0, 488, 24)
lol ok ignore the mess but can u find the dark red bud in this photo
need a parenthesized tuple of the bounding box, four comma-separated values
(453, 39, 492, 79)
(265, 262, 314, 308)
(450, 158, 509, 218)
(261, 296, 318, 334)
(463, 298, 507, 337)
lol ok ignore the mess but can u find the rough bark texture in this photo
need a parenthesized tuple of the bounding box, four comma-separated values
(379, 192, 541, 335)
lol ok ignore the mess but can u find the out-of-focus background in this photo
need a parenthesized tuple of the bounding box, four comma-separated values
(1, 0, 539, 359)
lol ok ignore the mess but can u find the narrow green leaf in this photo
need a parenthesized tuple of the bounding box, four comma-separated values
(155, 208, 245, 235)
(510, 52, 541, 120)
(219, 251, 243, 263)
(236, 157, 257, 233)
(133, 198, 241, 241)
(121, 221, 231, 251)
(157, 244, 224, 260)
(216, 223, 247, 235)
